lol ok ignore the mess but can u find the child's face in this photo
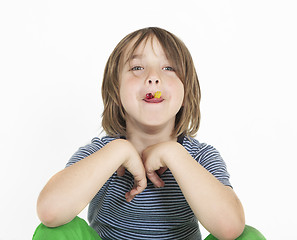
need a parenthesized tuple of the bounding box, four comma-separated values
(119, 36, 184, 132)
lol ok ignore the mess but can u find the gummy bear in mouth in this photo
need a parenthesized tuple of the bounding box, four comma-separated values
(154, 91, 161, 99)
(145, 91, 161, 100)
(145, 93, 154, 99)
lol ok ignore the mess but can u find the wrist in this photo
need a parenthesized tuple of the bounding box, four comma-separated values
(162, 141, 186, 167)
(111, 139, 137, 165)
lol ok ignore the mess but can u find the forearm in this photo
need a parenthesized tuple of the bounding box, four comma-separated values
(165, 142, 245, 240)
(37, 139, 127, 227)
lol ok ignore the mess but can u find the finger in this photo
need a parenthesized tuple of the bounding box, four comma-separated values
(117, 166, 125, 176)
(157, 167, 168, 176)
(131, 167, 147, 192)
(146, 171, 165, 188)
(125, 192, 135, 202)
(131, 177, 147, 195)
(125, 176, 147, 202)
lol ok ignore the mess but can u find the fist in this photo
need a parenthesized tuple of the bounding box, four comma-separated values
(142, 142, 173, 188)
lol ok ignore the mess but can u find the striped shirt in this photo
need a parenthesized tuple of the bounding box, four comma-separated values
(66, 135, 231, 240)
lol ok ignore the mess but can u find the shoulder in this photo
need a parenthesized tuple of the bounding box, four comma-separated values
(91, 136, 117, 147)
(182, 136, 214, 159)
(183, 136, 232, 187)
(76, 136, 117, 154)
(66, 136, 117, 167)
(183, 136, 223, 164)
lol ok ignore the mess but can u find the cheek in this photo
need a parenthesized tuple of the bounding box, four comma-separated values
(178, 89, 185, 108)
(119, 78, 141, 112)
(170, 80, 184, 105)
(120, 79, 141, 99)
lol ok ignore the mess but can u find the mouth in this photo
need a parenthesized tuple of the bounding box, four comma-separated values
(143, 98, 164, 103)
(143, 91, 163, 103)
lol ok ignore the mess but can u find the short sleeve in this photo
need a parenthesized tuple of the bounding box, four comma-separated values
(194, 144, 232, 188)
(66, 137, 112, 168)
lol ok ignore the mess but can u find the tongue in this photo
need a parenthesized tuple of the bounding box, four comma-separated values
(145, 98, 163, 103)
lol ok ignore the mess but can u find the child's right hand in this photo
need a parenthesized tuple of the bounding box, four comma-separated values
(116, 140, 147, 202)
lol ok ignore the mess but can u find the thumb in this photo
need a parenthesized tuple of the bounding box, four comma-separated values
(147, 171, 165, 188)
(117, 166, 126, 176)
(125, 174, 147, 202)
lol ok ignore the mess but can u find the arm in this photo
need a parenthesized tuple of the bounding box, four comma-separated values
(142, 141, 245, 240)
(37, 139, 146, 227)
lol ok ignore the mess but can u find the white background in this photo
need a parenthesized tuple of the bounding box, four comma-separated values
(1, 0, 296, 239)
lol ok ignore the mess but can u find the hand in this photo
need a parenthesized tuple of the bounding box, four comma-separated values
(142, 142, 173, 189)
(116, 140, 147, 202)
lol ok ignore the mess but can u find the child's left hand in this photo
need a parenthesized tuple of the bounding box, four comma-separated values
(142, 141, 174, 189)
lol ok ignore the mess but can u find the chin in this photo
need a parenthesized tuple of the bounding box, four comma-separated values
(141, 117, 174, 130)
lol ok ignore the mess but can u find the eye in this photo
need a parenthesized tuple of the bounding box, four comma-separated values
(131, 66, 144, 71)
(163, 66, 175, 71)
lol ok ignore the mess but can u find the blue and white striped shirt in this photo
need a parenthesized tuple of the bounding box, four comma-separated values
(66, 136, 231, 240)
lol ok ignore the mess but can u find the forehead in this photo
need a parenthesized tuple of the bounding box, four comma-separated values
(123, 35, 167, 63)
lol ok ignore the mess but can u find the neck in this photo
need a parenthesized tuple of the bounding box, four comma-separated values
(125, 120, 177, 154)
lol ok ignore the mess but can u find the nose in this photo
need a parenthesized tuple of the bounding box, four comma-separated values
(148, 79, 159, 84)
(145, 67, 161, 85)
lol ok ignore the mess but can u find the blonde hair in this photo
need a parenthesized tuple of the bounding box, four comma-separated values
(101, 27, 201, 138)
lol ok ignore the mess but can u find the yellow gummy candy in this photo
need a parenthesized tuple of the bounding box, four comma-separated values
(154, 91, 161, 98)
